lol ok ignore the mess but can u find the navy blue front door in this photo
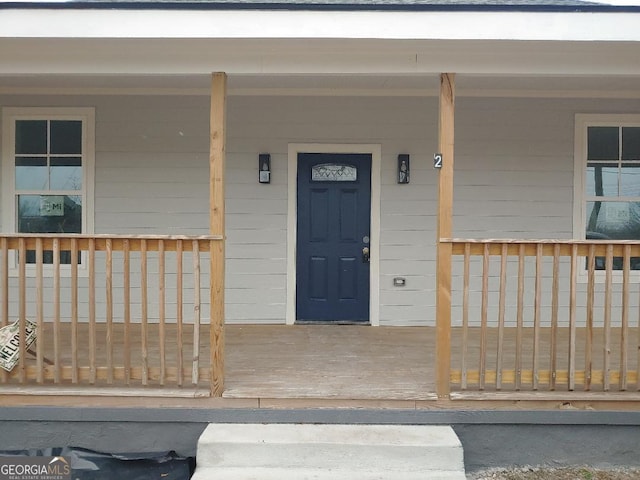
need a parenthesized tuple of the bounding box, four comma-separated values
(296, 153, 371, 322)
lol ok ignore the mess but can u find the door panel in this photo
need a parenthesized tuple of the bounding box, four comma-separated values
(310, 189, 329, 241)
(309, 256, 328, 300)
(339, 189, 358, 241)
(296, 153, 371, 322)
(338, 256, 357, 299)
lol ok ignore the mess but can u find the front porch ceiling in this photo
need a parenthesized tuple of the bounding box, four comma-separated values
(1, 37, 640, 78)
(1, 72, 640, 98)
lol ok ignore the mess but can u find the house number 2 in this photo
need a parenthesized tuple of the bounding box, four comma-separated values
(434, 153, 443, 169)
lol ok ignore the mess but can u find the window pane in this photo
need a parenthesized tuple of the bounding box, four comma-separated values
(586, 164, 618, 196)
(15, 120, 47, 154)
(622, 127, 640, 161)
(586, 201, 640, 240)
(621, 164, 640, 197)
(50, 157, 82, 190)
(588, 126, 619, 161)
(50, 120, 82, 154)
(15, 157, 48, 190)
(18, 194, 82, 234)
(311, 163, 357, 182)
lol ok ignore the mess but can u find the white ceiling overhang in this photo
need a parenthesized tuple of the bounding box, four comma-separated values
(1, 8, 640, 95)
(1, 38, 640, 76)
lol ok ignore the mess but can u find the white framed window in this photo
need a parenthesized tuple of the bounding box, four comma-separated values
(574, 114, 640, 275)
(2, 107, 95, 270)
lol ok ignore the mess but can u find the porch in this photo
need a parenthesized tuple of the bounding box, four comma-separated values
(3, 231, 640, 407)
(4, 319, 640, 405)
(1, 73, 640, 409)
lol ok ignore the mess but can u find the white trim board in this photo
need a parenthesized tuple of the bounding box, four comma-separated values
(286, 143, 381, 326)
(2, 10, 640, 42)
(3, 87, 640, 99)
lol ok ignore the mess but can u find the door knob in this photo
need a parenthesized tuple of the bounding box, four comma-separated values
(362, 246, 370, 263)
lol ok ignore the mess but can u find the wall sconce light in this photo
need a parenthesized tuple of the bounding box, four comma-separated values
(397, 154, 410, 184)
(259, 153, 271, 184)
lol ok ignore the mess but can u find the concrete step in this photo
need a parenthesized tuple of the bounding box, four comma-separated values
(191, 423, 466, 480)
(192, 467, 466, 479)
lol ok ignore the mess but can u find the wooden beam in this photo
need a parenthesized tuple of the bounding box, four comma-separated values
(210, 72, 227, 396)
(436, 73, 455, 400)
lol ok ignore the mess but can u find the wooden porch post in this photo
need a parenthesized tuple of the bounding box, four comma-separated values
(210, 72, 226, 396)
(436, 73, 455, 400)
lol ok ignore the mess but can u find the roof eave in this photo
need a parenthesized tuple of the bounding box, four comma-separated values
(0, 1, 638, 13)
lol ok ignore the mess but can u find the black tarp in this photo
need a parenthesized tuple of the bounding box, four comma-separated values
(0, 447, 194, 480)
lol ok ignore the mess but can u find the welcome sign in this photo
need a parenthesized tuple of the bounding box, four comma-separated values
(0, 319, 37, 372)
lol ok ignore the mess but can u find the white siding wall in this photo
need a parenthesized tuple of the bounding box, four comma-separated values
(453, 97, 640, 328)
(454, 97, 575, 238)
(1, 93, 639, 326)
(0, 95, 212, 325)
(226, 96, 438, 325)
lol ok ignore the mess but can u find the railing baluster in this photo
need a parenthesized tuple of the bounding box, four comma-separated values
(533, 244, 542, 391)
(192, 240, 201, 385)
(210, 238, 224, 395)
(89, 238, 96, 385)
(5, 235, 639, 395)
(53, 238, 61, 384)
(496, 243, 507, 390)
(158, 240, 166, 386)
(569, 244, 577, 391)
(106, 238, 114, 385)
(604, 244, 613, 391)
(71, 238, 79, 384)
(637, 255, 640, 391)
(18, 238, 26, 384)
(0, 234, 221, 391)
(1, 238, 8, 384)
(0, 237, 7, 329)
(638, 262, 640, 391)
(177, 239, 184, 387)
(586, 244, 595, 391)
(461, 242, 470, 390)
(550, 244, 560, 390)
(36, 238, 44, 384)
(123, 239, 131, 385)
(446, 239, 640, 394)
(621, 245, 630, 391)
(141, 239, 148, 386)
(479, 243, 489, 391)
(516, 243, 525, 391)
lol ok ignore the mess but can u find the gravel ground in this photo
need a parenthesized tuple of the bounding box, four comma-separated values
(468, 467, 640, 479)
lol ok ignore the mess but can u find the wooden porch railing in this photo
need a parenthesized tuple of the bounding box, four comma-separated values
(0, 234, 223, 396)
(443, 239, 640, 395)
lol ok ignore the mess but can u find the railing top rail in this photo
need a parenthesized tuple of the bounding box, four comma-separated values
(443, 238, 640, 257)
(441, 238, 640, 245)
(1, 234, 223, 252)
(0, 233, 224, 241)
